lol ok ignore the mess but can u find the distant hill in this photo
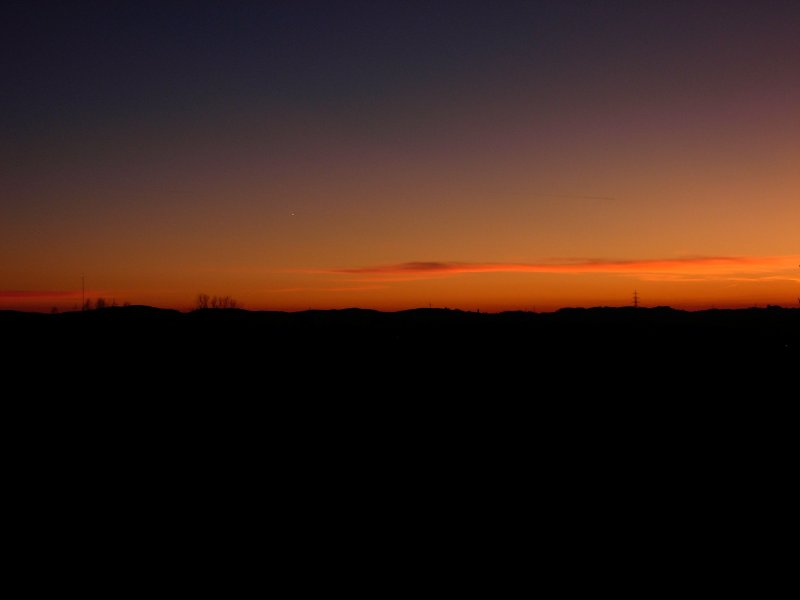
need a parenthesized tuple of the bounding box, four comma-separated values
(4, 305, 797, 363)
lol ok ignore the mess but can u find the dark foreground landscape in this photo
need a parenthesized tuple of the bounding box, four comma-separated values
(4, 305, 795, 542)
(5, 305, 797, 382)
(4, 303, 795, 460)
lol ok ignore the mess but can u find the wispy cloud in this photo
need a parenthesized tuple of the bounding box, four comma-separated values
(324, 255, 800, 280)
(0, 290, 76, 299)
(640, 273, 800, 283)
(267, 285, 387, 293)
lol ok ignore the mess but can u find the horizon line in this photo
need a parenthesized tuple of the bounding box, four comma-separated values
(3, 302, 799, 315)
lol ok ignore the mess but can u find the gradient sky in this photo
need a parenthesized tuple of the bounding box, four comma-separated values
(2, 0, 799, 311)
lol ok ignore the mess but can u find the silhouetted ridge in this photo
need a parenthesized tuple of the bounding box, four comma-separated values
(3, 305, 797, 375)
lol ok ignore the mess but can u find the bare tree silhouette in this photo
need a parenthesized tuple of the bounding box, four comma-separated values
(196, 293, 239, 310)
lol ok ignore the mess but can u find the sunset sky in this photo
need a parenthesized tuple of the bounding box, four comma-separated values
(2, 1, 799, 311)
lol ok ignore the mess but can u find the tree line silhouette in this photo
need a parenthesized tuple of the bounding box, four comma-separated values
(195, 294, 240, 310)
(78, 297, 129, 311)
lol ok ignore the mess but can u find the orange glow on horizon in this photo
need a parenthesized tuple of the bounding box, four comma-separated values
(3, 255, 798, 313)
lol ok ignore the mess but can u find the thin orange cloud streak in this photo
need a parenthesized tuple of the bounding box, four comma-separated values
(0, 290, 77, 299)
(327, 256, 800, 279)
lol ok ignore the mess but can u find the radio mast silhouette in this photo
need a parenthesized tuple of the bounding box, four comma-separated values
(82, 275, 85, 311)
(633, 290, 639, 308)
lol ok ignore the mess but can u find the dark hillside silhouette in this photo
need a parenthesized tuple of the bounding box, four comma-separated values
(4, 305, 795, 504)
(4, 306, 797, 383)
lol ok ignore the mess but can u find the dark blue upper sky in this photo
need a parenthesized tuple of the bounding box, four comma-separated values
(5, 1, 799, 140)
